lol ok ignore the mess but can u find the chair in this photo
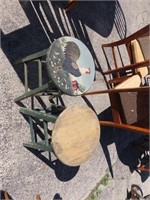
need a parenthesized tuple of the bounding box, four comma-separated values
(82, 25, 150, 171)
(83, 24, 150, 134)
(102, 24, 149, 87)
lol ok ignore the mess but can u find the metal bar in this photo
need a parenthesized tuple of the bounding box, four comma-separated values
(23, 142, 52, 152)
(14, 49, 48, 65)
(43, 121, 49, 146)
(14, 82, 53, 102)
(38, 59, 42, 87)
(20, 108, 58, 123)
(24, 63, 28, 92)
(29, 116, 36, 143)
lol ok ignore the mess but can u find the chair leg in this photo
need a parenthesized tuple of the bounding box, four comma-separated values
(64, 0, 77, 12)
(4, 191, 9, 200)
(36, 194, 41, 200)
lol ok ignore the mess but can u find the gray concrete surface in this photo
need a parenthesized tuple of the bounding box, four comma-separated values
(1, 0, 150, 200)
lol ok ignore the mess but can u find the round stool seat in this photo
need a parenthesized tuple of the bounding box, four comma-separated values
(52, 105, 100, 166)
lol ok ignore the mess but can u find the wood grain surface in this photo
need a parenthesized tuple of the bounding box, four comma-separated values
(52, 105, 100, 166)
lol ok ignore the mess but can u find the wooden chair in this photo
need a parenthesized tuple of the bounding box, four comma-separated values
(102, 24, 150, 87)
(83, 24, 150, 134)
(82, 25, 150, 171)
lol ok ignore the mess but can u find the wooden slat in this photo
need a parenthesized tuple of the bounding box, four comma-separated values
(103, 60, 150, 75)
(108, 75, 132, 85)
(99, 121, 150, 135)
(82, 86, 150, 96)
(102, 25, 149, 47)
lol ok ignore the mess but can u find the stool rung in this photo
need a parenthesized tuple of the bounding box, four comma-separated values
(23, 142, 52, 152)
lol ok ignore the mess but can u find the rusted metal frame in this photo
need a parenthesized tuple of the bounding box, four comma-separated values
(14, 82, 54, 102)
(14, 49, 48, 65)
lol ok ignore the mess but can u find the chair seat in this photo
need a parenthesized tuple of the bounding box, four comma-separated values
(52, 105, 100, 166)
(115, 74, 141, 89)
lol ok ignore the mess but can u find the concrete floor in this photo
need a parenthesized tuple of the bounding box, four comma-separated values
(1, 0, 150, 200)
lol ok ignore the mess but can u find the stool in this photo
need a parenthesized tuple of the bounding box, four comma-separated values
(20, 105, 100, 166)
(14, 36, 95, 102)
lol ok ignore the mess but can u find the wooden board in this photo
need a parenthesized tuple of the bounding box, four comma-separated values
(52, 105, 100, 166)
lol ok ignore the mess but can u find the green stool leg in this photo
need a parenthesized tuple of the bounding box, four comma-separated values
(20, 108, 58, 152)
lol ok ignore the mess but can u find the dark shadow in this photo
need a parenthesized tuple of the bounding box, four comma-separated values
(50, 0, 120, 81)
(1, 1, 50, 63)
(1, 0, 127, 89)
(53, 193, 63, 200)
(86, 106, 149, 182)
(100, 124, 147, 180)
(1, 0, 127, 93)
(81, 96, 97, 114)
(25, 147, 79, 182)
(52, 1, 116, 37)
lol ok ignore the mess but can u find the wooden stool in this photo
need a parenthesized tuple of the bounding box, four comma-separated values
(20, 105, 100, 166)
(14, 36, 95, 102)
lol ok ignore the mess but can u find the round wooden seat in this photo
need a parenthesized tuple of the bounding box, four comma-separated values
(52, 105, 100, 166)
